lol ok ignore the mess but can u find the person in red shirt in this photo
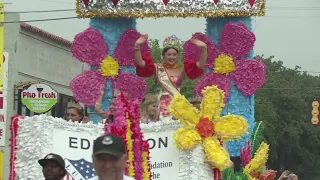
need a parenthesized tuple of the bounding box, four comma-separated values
(134, 34, 207, 119)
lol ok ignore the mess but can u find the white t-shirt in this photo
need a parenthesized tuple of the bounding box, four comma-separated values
(87, 175, 135, 180)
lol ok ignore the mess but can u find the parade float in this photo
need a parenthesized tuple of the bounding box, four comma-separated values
(9, 0, 276, 180)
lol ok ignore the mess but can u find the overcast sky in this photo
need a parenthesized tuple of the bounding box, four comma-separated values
(4, 0, 320, 73)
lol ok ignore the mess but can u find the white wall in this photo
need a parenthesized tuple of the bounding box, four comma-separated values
(18, 29, 82, 95)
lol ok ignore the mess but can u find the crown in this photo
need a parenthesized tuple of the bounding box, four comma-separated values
(67, 101, 83, 110)
(163, 35, 180, 49)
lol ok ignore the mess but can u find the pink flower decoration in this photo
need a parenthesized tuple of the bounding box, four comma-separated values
(70, 28, 150, 106)
(240, 140, 252, 166)
(184, 22, 266, 101)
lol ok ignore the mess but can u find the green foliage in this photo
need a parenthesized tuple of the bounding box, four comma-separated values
(222, 168, 248, 180)
(251, 121, 265, 155)
(255, 55, 320, 180)
(234, 172, 248, 180)
(147, 39, 195, 97)
(222, 168, 235, 180)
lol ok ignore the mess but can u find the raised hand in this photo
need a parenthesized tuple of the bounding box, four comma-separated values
(278, 170, 289, 180)
(82, 116, 90, 124)
(99, 87, 104, 96)
(191, 39, 207, 48)
(135, 34, 148, 46)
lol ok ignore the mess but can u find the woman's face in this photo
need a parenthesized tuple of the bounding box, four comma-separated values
(163, 48, 178, 65)
(66, 108, 82, 122)
(147, 103, 158, 117)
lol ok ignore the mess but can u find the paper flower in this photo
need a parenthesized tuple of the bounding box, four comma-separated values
(243, 142, 269, 180)
(258, 170, 277, 180)
(70, 27, 150, 106)
(240, 140, 252, 167)
(184, 22, 266, 102)
(169, 85, 248, 170)
(107, 94, 151, 180)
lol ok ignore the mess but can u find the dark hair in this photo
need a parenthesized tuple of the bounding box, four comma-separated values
(162, 47, 178, 56)
(107, 114, 114, 123)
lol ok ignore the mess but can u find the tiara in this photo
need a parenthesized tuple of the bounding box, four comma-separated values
(163, 35, 180, 49)
(67, 101, 83, 110)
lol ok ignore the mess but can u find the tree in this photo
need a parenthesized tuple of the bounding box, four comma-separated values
(255, 55, 320, 180)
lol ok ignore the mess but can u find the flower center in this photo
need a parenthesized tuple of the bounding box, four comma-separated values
(99, 56, 119, 78)
(214, 54, 235, 74)
(195, 117, 215, 138)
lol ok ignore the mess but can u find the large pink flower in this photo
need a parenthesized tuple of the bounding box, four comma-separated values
(70, 27, 150, 106)
(183, 22, 266, 102)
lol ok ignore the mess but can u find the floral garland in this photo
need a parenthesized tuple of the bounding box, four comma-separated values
(106, 93, 151, 180)
(223, 122, 272, 180)
(142, 141, 151, 180)
(9, 115, 24, 180)
(243, 142, 269, 179)
(131, 100, 145, 180)
(125, 113, 135, 177)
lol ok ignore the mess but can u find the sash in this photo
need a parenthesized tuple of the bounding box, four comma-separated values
(155, 64, 180, 96)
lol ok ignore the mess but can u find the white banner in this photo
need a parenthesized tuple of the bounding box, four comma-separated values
(13, 116, 183, 180)
(52, 127, 180, 179)
(145, 129, 180, 180)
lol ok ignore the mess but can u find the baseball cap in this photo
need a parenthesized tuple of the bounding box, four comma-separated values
(93, 134, 126, 158)
(38, 153, 66, 170)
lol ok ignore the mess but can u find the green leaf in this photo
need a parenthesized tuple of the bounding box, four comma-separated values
(234, 172, 249, 180)
(222, 168, 235, 180)
(251, 121, 265, 155)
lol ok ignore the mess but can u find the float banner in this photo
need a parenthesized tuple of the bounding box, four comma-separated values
(55, 129, 179, 179)
(12, 116, 180, 180)
(145, 129, 179, 179)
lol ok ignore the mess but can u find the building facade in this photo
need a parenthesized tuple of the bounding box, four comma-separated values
(15, 22, 82, 118)
(2, 13, 82, 179)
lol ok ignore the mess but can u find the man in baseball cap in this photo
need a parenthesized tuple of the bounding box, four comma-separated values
(88, 134, 135, 180)
(38, 153, 67, 180)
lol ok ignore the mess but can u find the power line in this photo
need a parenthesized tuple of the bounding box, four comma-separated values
(5, 6, 320, 14)
(5, 9, 75, 14)
(4, 14, 320, 24)
(260, 87, 320, 90)
(4, 17, 78, 23)
(262, 16, 320, 18)
(41, 0, 74, 4)
(268, 6, 320, 9)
